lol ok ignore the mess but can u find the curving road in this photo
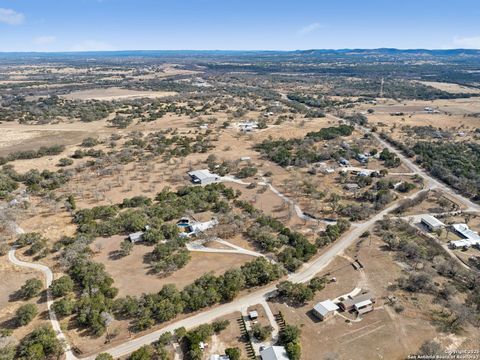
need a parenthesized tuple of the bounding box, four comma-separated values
(5, 112, 479, 359)
(8, 247, 76, 360)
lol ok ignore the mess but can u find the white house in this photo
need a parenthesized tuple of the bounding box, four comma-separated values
(178, 218, 219, 237)
(449, 223, 480, 249)
(312, 300, 339, 321)
(188, 170, 220, 185)
(354, 299, 374, 315)
(238, 121, 258, 132)
(260, 346, 289, 360)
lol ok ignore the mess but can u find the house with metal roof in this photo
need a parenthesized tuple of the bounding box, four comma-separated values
(188, 169, 220, 185)
(339, 292, 374, 312)
(449, 223, 480, 249)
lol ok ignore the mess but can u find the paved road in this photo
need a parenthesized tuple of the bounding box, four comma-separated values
(81, 187, 428, 359)
(6, 112, 480, 359)
(326, 114, 480, 213)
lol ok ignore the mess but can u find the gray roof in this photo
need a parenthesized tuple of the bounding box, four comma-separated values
(421, 215, 444, 228)
(313, 300, 339, 317)
(340, 292, 372, 309)
(188, 169, 218, 181)
(260, 346, 289, 360)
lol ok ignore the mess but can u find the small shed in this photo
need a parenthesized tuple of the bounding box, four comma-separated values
(249, 310, 258, 320)
(128, 231, 144, 243)
(312, 300, 339, 321)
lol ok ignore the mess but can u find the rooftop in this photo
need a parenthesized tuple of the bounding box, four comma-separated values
(188, 169, 219, 181)
(313, 299, 339, 316)
(421, 215, 445, 227)
(260, 346, 289, 360)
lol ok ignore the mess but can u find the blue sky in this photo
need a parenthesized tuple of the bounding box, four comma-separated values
(0, 0, 479, 52)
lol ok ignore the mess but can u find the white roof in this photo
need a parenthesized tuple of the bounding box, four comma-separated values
(188, 169, 218, 181)
(421, 215, 444, 228)
(354, 299, 373, 309)
(128, 231, 143, 240)
(249, 310, 258, 317)
(452, 223, 480, 241)
(191, 218, 218, 233)
(210, 355, 229, 360)
(450, 239, 473, 248)
(313, 300, 339, 316)
(260, 346, 289, 360)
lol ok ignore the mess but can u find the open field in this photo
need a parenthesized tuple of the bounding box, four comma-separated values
(91, 235, 256, 297)
(1, 50, 480, 359)
(61, 87, 177, 101)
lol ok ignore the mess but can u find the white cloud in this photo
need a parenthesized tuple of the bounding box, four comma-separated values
(453, 36, 480, 49)
(70, 40, 115, 52)
(298, 22, 322, 35)
(33, 36, 56, 45)
(0, 8, 25, 25)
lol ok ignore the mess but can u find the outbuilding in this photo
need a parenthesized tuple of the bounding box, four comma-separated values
(312, 300, 339, 321)
(128, 231, 144, 243)
(260, 346, 289, 360)
(188, 170, 220, 185)
(421, 215, 445, 232)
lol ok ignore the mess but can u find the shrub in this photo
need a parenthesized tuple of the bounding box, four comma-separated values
(16, 304, 38, 326)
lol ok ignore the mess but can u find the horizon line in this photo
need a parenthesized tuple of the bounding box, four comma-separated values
(0, 47, 480, 55)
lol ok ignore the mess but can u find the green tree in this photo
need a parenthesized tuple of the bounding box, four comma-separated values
(18, 278, 43, 300)
(128, 345, 155, 360)
(50, 275, 74, 298)
(251, 324, 272, 341)
(16, 304, 38, 326)
(120, 240, 134, 256)
(95, 353, 114, 360)
(52, 298, 75, 317)
(225, 347, 241, 360)
(17, 325, 64, 360)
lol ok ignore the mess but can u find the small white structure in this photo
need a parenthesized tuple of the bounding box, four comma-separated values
(421, 215, 445, 232)
(312, 300, 339, 321)
(128, 231, 144, 243)
(240, 156, 251, 161)
(449, 223, 480, 249)
(188, 169, 220, 185)
(238, 121, 258, 132)
(210, 355, 229, 360)
(248, 310, 258, 320)
(260, 346, 289, 360)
